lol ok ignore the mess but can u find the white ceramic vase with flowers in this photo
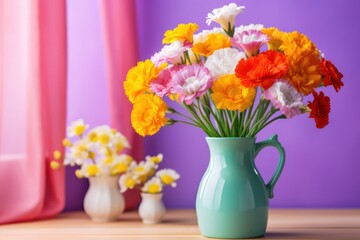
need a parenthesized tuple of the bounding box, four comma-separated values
(51, 119, 134, 222)
(119, 154, 180, 224)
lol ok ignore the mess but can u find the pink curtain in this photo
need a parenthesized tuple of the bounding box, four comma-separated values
(100, 0, 143, 209)
(0, 0, 67, 224)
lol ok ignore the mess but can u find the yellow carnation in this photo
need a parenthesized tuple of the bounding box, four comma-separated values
(211, 74, 256, 111)
(124, 60, 163, 103)
(163, 23, 198, 44)
(280, 31, 322, 95)
(192, 33, 232, 57)
(279, 31, 319, 58)
(131, 94, 168, 136)
(285, 52, 322, 95)
(262, 27, 285, 50)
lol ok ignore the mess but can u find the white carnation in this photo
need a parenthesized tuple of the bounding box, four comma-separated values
(205, 48, 246, 79)
(206, 3, 245, 30)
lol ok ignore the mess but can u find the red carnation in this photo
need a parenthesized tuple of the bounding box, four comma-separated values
(307, 91, 331, 129)
(235, 50, 289, 90)
(321, 59, 344, 92)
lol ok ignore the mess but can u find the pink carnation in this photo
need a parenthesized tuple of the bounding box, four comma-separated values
(231, 29, 269, 57)
(150, 67, 176, 97)
(264, 81, 303, 118)
(171, 65, 213, 105)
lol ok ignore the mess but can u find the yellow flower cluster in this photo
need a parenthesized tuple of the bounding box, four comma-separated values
(124, 59, 169, 136)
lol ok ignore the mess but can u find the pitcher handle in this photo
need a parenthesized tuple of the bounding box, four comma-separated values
(254, 134, 285, 199)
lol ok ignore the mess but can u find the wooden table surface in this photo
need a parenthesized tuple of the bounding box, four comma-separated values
(0, 209, 359, 239)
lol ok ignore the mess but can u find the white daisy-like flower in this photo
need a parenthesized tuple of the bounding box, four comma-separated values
(146, 153, 163, 164)
(67, 119, 89, 137)
(151, 41, 189, 66)
(156, 169, 180, 187)
(79, 163, 101, 178)
(141, 177, 163, 194)
(88, 125, 113, 145)
(234, 24, 264, 35)
(67, 139, 91, 165)
(119, 173, 138, 193)
(193, 27, 226, 43)
(112, 131, 130, 153)
(206, 3, 245, 31)
(133, 160, 157, 177)
(264, 81, 304, 118)
(205, 48, 246, 79)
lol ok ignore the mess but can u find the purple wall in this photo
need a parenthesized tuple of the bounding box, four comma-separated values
(66, 0, 360, 210)
(65, 0, 109, 210)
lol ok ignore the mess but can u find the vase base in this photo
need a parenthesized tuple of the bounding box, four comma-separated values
(201, 233, 265, 239)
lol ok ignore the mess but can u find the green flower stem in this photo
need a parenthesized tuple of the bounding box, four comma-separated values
(202, 101, 227, 136)
(173, 119, 200, 128)
(247, 108, 277, 137)
(221, 110, 231, 136)
(184, 50, 192, 65)
(195, 100, 216, 133)
(230, 112, 234, 136)
(183, 104, 215, 136)
(253, 114, 286, 136)
(241, 106, 254, 136)
(194, 100, 220, 137)
(254, 98, 267, 124)
(229, 111, 238, 137)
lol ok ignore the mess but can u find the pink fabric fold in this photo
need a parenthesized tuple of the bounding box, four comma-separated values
(100, 0, 143, 210)
(0, 0, 67, 224)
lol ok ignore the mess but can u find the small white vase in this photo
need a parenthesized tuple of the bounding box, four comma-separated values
(138, 193, 165, 224)
(83, 175, 125, 222)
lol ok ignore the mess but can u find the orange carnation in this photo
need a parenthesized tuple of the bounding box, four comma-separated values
(321, 59, 344, 92)
(307, 91, 331, 129)
(192, 33, 232, 57)
(235, 50, 288, 89)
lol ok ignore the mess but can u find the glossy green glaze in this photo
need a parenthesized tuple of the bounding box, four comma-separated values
(196, 135, 285, 239)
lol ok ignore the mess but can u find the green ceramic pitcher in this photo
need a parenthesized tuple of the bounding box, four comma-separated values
(196, 135, 285, 239)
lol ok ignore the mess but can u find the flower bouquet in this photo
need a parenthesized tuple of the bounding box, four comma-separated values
(119, 154, 180, 224)
(51, 119, 133, 222)
(123, 2, 343, 237)
(124, 5, 343, 138)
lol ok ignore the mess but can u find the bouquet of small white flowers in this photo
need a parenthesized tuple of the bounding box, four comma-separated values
(119, 154, 180, 194)
(51, 119, 133, 178)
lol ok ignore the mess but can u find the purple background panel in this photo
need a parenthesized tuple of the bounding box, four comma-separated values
(65, 0, 360, 210)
